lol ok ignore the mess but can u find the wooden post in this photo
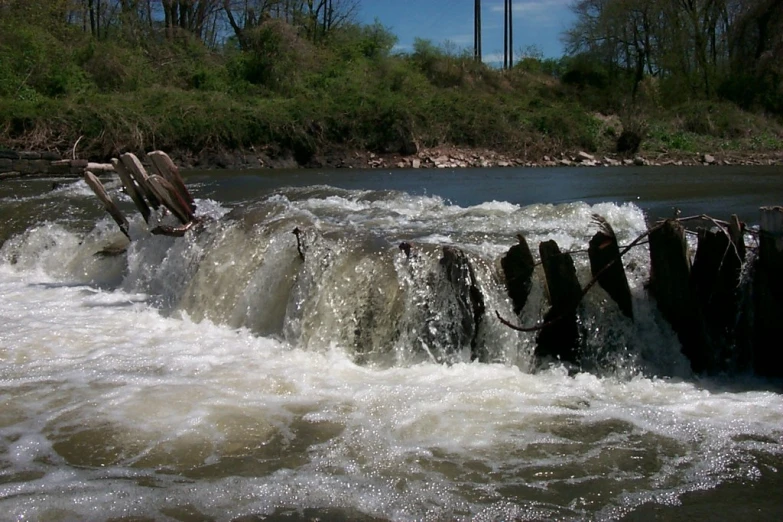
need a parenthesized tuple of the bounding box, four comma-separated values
(588, 216, 633, 319)
(753, 207, 783, 377)
(147, 151, 196, 213)
(536, 240, 581, 364)
(500, 233, 535, 315)
(691, 224, 745, 372)
(84, 171, 130, 239)
(112, 158, 151, 223)
(649, 219, 705, 372)
(441, 246, 486, 362)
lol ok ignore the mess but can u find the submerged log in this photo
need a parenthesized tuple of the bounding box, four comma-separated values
(753, 207, 783, 378)
(536, 240, 581, 364)
(440, 246, 486, 362)
(648, 219, 705, 372)
(147, 151, 196, 213)
(112, 158, 151, 223)
(500, 233, 535, 315)
(84, 171, 130, 239)
(588, 216, 633, 319)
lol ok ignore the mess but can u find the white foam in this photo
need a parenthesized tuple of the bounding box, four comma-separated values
(1, 189, 781, 520)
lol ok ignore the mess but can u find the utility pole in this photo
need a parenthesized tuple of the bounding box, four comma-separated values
(509, 0, 513, 69)
(504, 0, 514, 69)
(474, 0, 482, 62)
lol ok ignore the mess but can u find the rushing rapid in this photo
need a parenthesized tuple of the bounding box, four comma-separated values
(0, 170, 781, 521)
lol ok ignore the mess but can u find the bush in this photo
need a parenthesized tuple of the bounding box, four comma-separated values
(229, 20, 317, 93)
(676, 101, 760, 138)
(531, 106, 600, 151)
(0, 21, 90, 98)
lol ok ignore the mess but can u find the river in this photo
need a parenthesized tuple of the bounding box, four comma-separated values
(0, 165, 782, 521)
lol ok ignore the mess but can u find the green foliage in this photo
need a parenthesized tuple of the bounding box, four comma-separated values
(410, 38, 487, 89)
(330, 21, 398, 61)
(530, 105, 601, 151)
(0, 20, 90, 99)
(77, 40, 151, 93)
(227, 20, 316, 92)
(0, 4, 780, 161)
(675, 101, 763, 139)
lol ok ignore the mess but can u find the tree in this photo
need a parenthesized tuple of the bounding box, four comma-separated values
(562, 0, 770, 102)
(223, 0, 356, 49)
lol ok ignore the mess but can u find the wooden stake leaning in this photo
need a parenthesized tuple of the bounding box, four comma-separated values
(84, 171, 130, 240)
(147, 151, 196, 213)
(112, 158, 151, 223)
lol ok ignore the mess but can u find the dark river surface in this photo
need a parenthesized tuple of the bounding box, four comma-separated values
(0, 164, 781, 521)
(185, 164, 783, 222)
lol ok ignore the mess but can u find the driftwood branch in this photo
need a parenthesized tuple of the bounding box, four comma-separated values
(151, 220, 197, 237)
(71, 135, 83, 160)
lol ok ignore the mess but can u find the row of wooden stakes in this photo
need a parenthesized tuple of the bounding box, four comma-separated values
(496, 208, 783, 377)
(84, 151, 199, 239)
(83, 153, 782, 377)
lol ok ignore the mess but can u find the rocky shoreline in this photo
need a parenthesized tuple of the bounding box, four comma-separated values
(1, 146, 781, 180)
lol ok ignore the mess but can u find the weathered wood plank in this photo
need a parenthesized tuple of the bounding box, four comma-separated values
(441, 246, 486, 362)
(691, 225, 744, 373)
(649, 219, 705, 372)
(753, 206, 783, 377)
(500, 233, 536, 315)
(147, 151, 196, 213)
(536, 240, 581, 364)
(84, 171, 130, 239)
(588, 216, 633, 319)
(147, 175, 193, 225)
(119, 153, 161, 210)
(111, 158, 151, 223)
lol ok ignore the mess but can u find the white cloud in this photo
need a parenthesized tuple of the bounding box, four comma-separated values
(489, 0, 571, 22)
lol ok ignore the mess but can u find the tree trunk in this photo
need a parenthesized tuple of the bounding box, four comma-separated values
(88, 0, 96, 36)
(96, 0, 101, 38)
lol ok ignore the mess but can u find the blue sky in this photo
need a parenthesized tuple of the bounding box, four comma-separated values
(357, 0, 575, 61)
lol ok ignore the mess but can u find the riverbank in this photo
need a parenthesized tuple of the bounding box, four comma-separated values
(1, 144, 781, 180)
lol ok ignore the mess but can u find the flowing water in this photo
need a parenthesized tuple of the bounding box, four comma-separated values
(1, 166, 782, 521)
